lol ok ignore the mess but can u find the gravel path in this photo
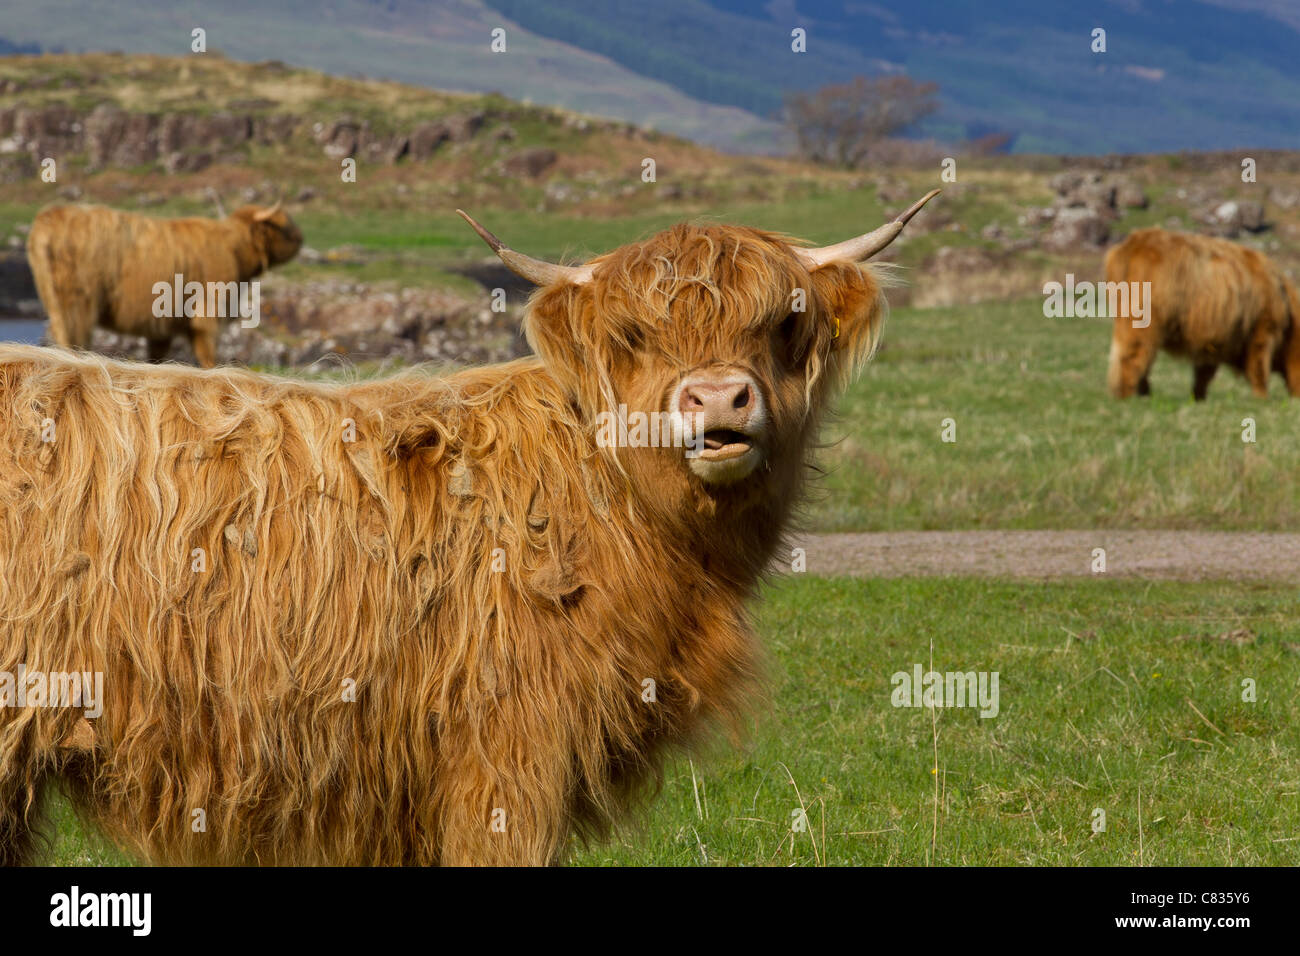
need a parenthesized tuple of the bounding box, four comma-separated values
(789, 531, 1300, 582)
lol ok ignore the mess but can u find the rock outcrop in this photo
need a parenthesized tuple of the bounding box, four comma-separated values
(0, 102, 497, 175)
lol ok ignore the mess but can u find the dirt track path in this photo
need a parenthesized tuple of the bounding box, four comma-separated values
(789, 531, 1300, 582)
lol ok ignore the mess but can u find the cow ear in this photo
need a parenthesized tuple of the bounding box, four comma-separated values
(809, 261, 887, 372)
(523, 282, 603, 410)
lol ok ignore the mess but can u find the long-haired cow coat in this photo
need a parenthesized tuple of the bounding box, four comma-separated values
(0, 192, 936, 865)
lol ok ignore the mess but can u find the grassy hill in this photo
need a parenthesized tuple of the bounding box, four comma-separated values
(486, 0, 1300, 154)
(0, 52, 805, 287)
(4, 54, 1300, 304)
(0, 0, 782, 151)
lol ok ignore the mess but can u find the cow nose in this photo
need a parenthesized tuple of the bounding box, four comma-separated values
(678, 380, 754, 419)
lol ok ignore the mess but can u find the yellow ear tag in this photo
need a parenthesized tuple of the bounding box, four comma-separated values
(833, 315, 840, 339)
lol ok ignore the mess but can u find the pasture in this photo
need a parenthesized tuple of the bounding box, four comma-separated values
(583, 576, 1300, 866)
(40, 576, 1300, 866)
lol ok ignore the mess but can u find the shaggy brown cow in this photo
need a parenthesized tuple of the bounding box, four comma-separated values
(0, 191, 936, 866)
(26, 202, 302, 368)
(1105, 227, 1300, 399)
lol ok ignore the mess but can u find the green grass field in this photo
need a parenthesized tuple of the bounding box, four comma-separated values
(38, 576, 1299, 866)
(808, 296, 1300, 532)
(577, 576, 1300, 866)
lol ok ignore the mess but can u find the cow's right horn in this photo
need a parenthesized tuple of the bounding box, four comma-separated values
(457, 210, 594, 287)
(797, 189, 940, 269)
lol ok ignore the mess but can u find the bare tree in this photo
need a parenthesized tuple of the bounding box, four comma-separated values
(785, 75, 939, 168)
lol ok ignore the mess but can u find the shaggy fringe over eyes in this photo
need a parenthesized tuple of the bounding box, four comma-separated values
(525, 223, 890, 423)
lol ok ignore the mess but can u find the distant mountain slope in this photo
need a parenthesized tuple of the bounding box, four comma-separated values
(482, 0, 863, 117)
(0, 37, 42, 56)
(485, 0, 1300, 153)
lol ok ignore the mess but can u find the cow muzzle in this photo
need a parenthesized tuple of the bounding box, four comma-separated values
(671, 370, 767, 485)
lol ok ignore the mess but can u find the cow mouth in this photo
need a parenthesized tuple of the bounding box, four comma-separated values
(698, 429, 754, 462)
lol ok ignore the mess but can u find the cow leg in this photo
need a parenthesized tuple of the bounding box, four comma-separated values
(1192, 363, 1217, 401)
(1282, 280, 1300, 396)
(1242, 348, 1274, 398)
(189, 327, 218, 369)
(1108, 333, 1157, 399)
(28, 237, 95, 351)
(1245, 331, 1273, 398)
(1282, 336, 1300, 398)
(0, 781, 41, 865)
(1137, 375, 1151, 397)
(0, 734, 47, 866)
(43, 288, 98, 351)
(436, 773, 569, 866)
(146, 338, 172, 363)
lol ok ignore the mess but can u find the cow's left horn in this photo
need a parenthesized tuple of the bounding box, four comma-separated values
(797, 189, 940, 269)
(253, 200, 283, 222)
(457, 210, 594, 286)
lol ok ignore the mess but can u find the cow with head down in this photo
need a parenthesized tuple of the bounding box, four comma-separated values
(1106, 227, 1300, 400)
(0, 191, 936, 866)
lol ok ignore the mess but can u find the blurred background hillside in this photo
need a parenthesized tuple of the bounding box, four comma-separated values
(2, 0, 1299, 154)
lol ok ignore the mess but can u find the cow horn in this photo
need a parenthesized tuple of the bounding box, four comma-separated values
(457, 210, 594, 286)
(253, 200, 283, 222)
(797, 189, 941, 269)
(207, 186, 227, 219)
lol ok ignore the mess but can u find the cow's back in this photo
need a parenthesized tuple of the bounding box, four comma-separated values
(0, 346, 683, 864)
(0, 345, 446, 862)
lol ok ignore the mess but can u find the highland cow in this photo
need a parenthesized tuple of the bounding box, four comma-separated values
(0, 191, 937, 866)
(1105, 227, 1300, 400)
(25, 202, 302, 368)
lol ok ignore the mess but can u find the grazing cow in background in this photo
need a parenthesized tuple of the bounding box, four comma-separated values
(1105, 227, 1300, 400)
(0, 191, 936, 866)
(25, 202, 302, 368)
